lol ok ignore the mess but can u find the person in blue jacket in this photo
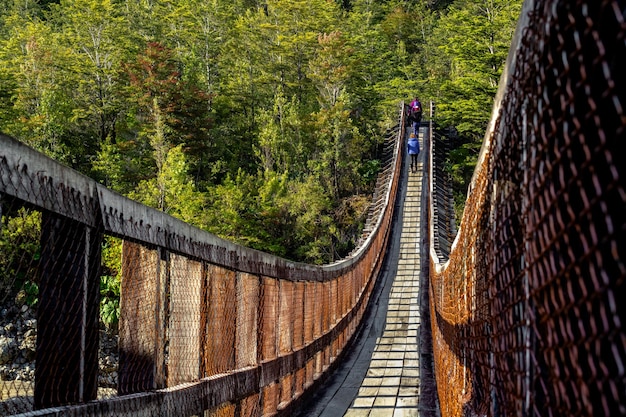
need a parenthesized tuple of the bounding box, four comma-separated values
(407, 133, 420, 173)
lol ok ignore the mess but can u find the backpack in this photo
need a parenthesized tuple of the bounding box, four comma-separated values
(411, 100, 422, 114)
(409, 100, 422, 122)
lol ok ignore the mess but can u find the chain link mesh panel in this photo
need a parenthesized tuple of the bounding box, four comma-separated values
(429, 1, 626, 416)
(0, 206, 39, 415)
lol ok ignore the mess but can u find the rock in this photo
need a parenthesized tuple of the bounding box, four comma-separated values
(0, 336, 17, 365)
(0, 365, 11, 379)
(20, 332, 36, 362)
(15, 290, 27, 306)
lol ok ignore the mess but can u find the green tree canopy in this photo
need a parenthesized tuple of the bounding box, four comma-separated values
(0, 0, 523, 262)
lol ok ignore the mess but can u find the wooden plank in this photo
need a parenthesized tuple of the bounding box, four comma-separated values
(278, 280, 293, 355)
(260, 277, 277, 361)
(292, 282, 304, 350)
(236, 272, 259, 368)
(118, 241, 161, 394)
(330, 279, 338, 326)
(304, 358, 314, 389)
(168, 253, 202, 386)
(204, 402, 236, 417)
(279, 374, 292, 408)
(321, 281, 330, 335)
(312, 283, 322, 339)
(155, 249, 167, 388)
(205, 264, 236, 375)
(0, 135, 98, 226)
(303, 282, 315, 345)
(262, 382, 278, 417)
(35, 213, 101, 408)
(239, 393, 261, 417)
(295, 367, 305, 397)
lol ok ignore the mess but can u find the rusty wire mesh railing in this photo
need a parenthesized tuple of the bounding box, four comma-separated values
(430, 122, 455, 262)
(0, 104, 407, 416)
(428, 0, 626, 416)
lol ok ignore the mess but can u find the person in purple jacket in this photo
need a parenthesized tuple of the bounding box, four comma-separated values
(407, 133, 420, 173)
(408, 97, 423, 135)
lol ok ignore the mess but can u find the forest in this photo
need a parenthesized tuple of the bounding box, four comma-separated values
(0, 0, 522, 267)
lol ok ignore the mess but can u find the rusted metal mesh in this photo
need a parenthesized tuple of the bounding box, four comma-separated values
(430, 128, 455, 261)
(0, 104, 405, 415)
(429, 1, 626, 416)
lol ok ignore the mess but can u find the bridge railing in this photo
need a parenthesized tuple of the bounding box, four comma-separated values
(428, 113, 455, 263)
(0, 104, 407, 416)
(428, 0, 626, 416)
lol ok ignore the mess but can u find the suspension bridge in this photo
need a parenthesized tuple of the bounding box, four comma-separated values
(1, 0, 625, 416)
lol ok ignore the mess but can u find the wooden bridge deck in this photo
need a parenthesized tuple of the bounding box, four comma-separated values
(296, 127, 439, 417)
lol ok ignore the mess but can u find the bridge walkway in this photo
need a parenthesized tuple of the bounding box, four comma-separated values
(297, 126, 438, 417)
